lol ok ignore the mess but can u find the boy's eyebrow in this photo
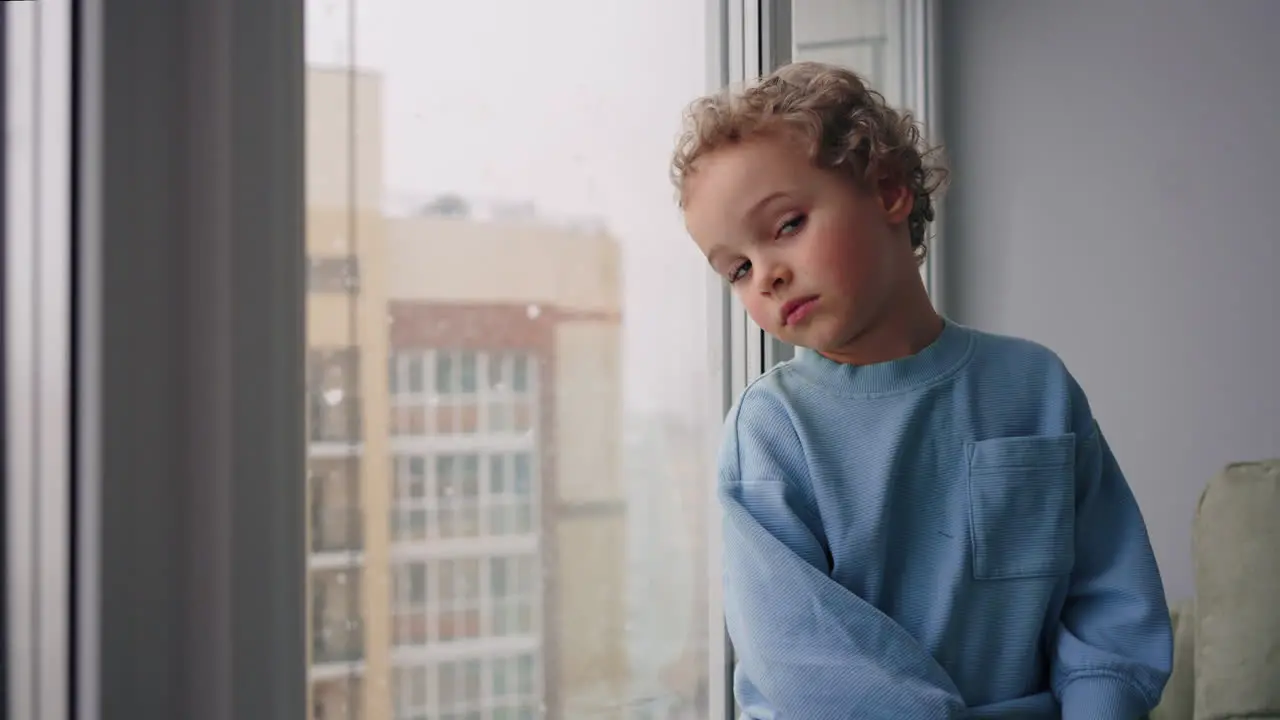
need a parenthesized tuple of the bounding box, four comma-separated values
(701, 192, 791, 269)
(745, 191, 790, 220)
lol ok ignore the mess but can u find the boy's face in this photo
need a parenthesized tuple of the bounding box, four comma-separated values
(683, 132, 916, 355)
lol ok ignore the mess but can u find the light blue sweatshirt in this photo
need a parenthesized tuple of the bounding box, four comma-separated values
(720, 320, 1172, 719)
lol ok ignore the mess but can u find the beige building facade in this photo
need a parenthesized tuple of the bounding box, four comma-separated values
(305, 67, 627, 720)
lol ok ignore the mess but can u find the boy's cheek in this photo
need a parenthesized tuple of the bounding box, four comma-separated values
(741, 297, 779, 335)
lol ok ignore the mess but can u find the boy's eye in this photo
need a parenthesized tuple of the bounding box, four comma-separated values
(778, 214, 806, 237)
(727, 260, 751, 284)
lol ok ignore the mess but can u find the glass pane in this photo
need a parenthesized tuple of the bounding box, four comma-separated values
(791, 0, 910, 107)
(305, 1, 715, 719)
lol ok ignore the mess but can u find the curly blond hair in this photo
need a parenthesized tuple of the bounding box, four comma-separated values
(671, 61, 946, 263)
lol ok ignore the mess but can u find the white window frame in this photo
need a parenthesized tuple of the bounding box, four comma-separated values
(6, 2, 74, 719)
(5, 0, 939, 718)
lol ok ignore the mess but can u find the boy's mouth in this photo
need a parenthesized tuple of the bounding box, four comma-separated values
(780, 295, 819, 326)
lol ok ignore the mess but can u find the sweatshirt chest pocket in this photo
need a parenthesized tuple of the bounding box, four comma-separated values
(966, 433, 1076, 581)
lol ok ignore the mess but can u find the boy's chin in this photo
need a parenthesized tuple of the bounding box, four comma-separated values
(803, 321, 877, 357)
(771, 315, 863, 355)
(776, 328, 836, 355)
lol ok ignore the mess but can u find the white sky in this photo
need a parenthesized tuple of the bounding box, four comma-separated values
(308, 0, 714, 415)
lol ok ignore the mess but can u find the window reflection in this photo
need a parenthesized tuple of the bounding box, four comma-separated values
(305, 1, 713, 718)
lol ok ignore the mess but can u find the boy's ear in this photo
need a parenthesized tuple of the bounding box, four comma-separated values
(877, 178, 914, 223)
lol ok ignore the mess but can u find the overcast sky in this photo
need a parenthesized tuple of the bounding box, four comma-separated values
(308, 0, 714, 417)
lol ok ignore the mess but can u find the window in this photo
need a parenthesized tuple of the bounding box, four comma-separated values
(391, 451, 531, 542)
(390, 666, 429, 720)
(435, 352, 454, 396)
(437, 558, 481, 641)
(312, 569, 364, 665)
(435, 454, 481, 538)
(391, 562, 429, 646)
(308, 347, 362, 443)
(791, 0, 919, 108)
(311, 458, 363, 553)
(391, 552, 535, 649)
(486, 352, 529, 393)
(304, 1, 722, 717)
(309, 255, 361, 293)
(392, 349, 531, 437)
(389, 654, 539, 720)
(53, 0, 939, 716)
(489, 555, 536, 637)
(488, 453, 535, 536)
(313, 677, 364, 720)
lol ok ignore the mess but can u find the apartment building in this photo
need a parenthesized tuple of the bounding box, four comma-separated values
(306, 65, 391, 720)
(305, 67, 627, 720)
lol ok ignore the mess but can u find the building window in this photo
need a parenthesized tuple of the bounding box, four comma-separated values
(309, 458, 362, 553)
(392, 451, 536, 543)
(485, 352, 533, 395)
(308, 255, 360, 293)
(489, 555, 535, 636)
(490, 453, 535, 536)
(492, 653, 540, 719)
(307, 348, 361, 443)
(437, 558, 482, 641)
(311, 569, 363, 664)
(390, 456, 429, 542)
(391, 553, 537, 648)
(435, 454, 481, 538)
(390, 350, 536, 438)
(311, 678, 363, 720)
(391, 562, 429, 646)
(303, 0, 723, 714)
(391, 654, 539, 720)
(437, 658, 485, 718)
(459, 351, 478, 393)
(390, 666, 430, 720)
(434, 351, 454, 395)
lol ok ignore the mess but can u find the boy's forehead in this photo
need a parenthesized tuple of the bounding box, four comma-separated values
(685, 136, 813, 215)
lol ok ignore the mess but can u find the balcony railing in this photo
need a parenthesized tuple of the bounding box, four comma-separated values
(308, 394, 363, 444)
(312, 619, 364, 665)
(311, 506, 363, 554)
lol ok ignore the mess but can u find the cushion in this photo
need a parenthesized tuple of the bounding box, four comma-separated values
(1151, 598, 1195, 720)
(1193, 460, 1280, 720)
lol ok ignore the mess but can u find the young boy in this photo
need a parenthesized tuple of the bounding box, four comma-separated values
(672, 62, 1172, 718)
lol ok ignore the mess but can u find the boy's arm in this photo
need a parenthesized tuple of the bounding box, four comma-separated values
(1052, 420, 1174, 719)
(720, 392, 966, 719)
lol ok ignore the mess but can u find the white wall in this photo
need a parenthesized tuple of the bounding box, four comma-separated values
(938, 0, 1280, 599)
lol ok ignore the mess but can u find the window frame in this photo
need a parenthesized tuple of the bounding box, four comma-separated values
(4, 0, 939, 718)
(6, 2, 75, 719)
(307, 254, 361, 294)
(54, 0, 309, 718)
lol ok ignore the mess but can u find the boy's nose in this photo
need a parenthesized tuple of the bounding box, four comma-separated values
(758, 261, 791, 295)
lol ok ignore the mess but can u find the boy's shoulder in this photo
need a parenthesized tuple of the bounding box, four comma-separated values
(960, 327, 1097, 433)
(966, 325, 1071, 376)
(725, 361, 800, 427)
